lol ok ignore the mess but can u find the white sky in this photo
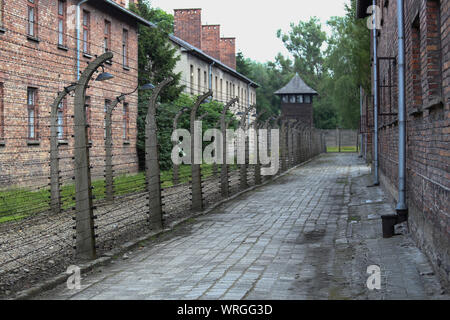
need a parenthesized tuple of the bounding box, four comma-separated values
(148, 0, 349, 63)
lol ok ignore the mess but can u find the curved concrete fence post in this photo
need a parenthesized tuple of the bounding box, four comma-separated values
(74, 52, 113, 260)
(145, 77, 174, 231)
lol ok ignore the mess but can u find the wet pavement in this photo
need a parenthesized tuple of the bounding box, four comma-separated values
(34, 153, 448, 300)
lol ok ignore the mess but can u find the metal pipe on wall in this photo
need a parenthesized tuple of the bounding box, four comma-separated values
(396, 0, 407, 215)
(372, 0, 379, 185)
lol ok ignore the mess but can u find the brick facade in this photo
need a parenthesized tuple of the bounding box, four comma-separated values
(0, 0, 139, 187)
(361, 0, 449, 287)
(219, 37, 237, 70)
(201, 25, 221, 61)
(174, 9, 202, 49)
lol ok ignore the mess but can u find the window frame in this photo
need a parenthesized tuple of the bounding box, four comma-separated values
(82, 10, 90, 54)
(0, 0, 4, 28)
(122, 28, 128, 68)
(190, 65, 194, 95)
(57, 0, 66, 46)
(27, 0, 38, 38)
(57, 98, 67, 140)
(27, 87, 38, 140)
(304, 95, 311, 104)
(123, 102, 129, 141)
(104, 99, 111, 139)
(104, 19, 111, 53)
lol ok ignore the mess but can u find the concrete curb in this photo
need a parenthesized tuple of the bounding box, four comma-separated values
(13, 155, 320, 300)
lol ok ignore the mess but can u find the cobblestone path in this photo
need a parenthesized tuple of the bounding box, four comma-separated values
(35, 153, 447, 300)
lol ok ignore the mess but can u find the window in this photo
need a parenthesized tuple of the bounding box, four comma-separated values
(27, 0, 38, 37)
(27, 88, 38, 140)
(85, 96, 91, 140)
(122, 29, 128, 67)
(57, 0, 66, 46)
(425, 0, 442, 100)
(411, 15, 422, 107)
(204, 71, 207, 92)
(190, 65, 194, 95)
(0, 0, 4, 28)
(282, 95, 288, 103)
(0, 83, 3, 139)
(104, 20, 111, 52)
(289, 95, 296, 103)
(123, 103, 129, 140)
(220, 79, 223, 101)
(233, 84, 235, 97)
(104, 99, 110, 138)
(82, 10, 90, 53)
(197, 68, 201, 93)
(226, 81, 229, 98)
(296, 95, 303, 103)
(215, 76, 218, 97)
(57, 99, 66, 139)
(304, 95, 311, 103)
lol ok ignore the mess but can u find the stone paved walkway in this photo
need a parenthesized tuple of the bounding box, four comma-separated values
(35, 153, 447, 300)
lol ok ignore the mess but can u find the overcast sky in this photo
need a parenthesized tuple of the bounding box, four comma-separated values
(148, 0, 349, 63)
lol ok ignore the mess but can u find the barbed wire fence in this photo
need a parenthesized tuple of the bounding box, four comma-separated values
(0, 7, 326, 296)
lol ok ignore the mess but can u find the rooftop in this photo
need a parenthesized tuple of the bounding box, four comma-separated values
(274, 73, 317, 95)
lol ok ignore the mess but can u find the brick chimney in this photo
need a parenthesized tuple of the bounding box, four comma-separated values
(201, 25, 221, 60)
(174, 9, 202, 49)
(220, 38, 236, 70)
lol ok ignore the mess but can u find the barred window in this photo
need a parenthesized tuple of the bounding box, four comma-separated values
(27, 0, 37, 37)
(57, 0, 66, 46)
(122, 29, 128, 67)
(123, 103, 129, 140)
(82, 10, 90, 53)
(57, 99, 66, 139)
(27, 87, 38, 139)
(104, 20, 111, 52)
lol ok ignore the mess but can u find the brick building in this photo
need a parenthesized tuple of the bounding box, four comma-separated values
(170, 8, 259, 116)
(357, 0, 449, 287)
(0, 0, 145, 187)
(274, 73, 318, 127)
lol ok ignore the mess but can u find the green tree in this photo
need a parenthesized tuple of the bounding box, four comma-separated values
(130, 1, 183, 168)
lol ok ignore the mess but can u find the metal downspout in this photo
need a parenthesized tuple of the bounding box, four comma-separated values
(372, 0, 379, 186)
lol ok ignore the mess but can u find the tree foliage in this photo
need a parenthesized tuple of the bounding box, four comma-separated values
(237, 0, 370, 129)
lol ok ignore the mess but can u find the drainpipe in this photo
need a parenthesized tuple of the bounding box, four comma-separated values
(372, 0, 379, 186)
(359, 85, 363, 157)
(381, 0, 408, 238)
(76, 0, 89, 80)
(247, 83, 250, 127)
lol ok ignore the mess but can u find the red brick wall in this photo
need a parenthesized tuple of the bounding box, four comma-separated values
(201, 25, 220, 60)
(220, 38, 236, 70)
(366, 0, 449, 287)
(0, 0, 139, 187)
(174, 9, 202, 49)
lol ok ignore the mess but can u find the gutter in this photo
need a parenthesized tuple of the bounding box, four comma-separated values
(372, 0, 379, 186)
(381, 0, 408, 238)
